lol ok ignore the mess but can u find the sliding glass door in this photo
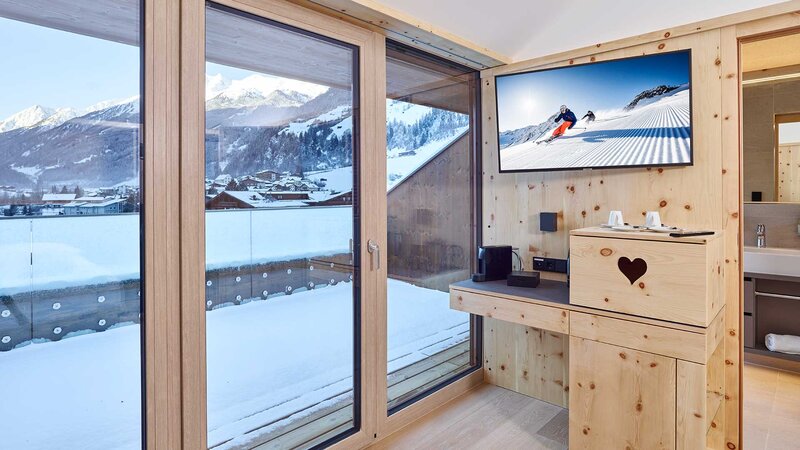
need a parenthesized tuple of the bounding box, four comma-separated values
(0, 1, 143, 449)
(204, 4, 360, 449)
(384, 41, 481, 411)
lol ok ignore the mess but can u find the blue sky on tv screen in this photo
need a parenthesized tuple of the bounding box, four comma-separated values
(496, 51, 690, 132)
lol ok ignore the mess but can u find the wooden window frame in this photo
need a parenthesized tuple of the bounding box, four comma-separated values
(143, 0, 481, 448)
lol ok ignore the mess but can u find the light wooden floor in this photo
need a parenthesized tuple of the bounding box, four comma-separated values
(743, 363, 800, 450)
(367, 364, 800, 450)
(368, 384, 567, 450)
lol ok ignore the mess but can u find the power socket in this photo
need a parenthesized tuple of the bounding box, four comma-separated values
(532, 257, 568, 273)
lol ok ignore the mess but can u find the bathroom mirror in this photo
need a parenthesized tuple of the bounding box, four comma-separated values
(742, 32, 800, 203)
(776, 116, 800, 202)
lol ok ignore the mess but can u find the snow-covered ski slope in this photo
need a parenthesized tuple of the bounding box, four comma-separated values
(500, 88, 691, 171)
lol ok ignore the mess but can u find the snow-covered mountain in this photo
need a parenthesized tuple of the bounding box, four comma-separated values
(0, 105, 70, 133)
(205, 73, 328, 110)
(0, 72, 468, 190)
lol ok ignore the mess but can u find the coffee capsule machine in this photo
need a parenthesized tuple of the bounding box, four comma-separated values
(472, 245, 512, 282)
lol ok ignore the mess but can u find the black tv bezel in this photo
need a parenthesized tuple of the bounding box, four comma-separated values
(494, 49, 694, 174)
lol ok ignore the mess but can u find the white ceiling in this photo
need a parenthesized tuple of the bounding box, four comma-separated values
(374, 0, 789, 62)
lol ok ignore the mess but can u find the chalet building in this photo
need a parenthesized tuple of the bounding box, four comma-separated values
(41, 193, 77, 205)
(308, 190, 352, 206)
(238, 176, 270, 189)
(255, 170, 280, 182)
(262, 191, 310, 202)
(206, 191, 270, 209)
(63, 199, 125, 215)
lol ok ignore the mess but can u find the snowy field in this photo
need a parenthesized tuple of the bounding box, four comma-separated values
(0, 207, 353, 295)
(0, 279, 468, 450)
(500, 87, 691, 170)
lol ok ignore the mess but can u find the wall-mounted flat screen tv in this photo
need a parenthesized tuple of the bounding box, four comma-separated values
(495, 50, 692, 172)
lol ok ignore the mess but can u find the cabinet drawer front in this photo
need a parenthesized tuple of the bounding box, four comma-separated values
(450, 289, 569, 334)
(570, 235, 718, 326)
(570, 312, 708, 363)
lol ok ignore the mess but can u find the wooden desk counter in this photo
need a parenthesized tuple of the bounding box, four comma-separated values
(449, 279, 726, 449)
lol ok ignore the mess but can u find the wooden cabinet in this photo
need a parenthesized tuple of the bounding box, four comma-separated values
(570, 228, 723, 327)
(569, 310, 725, 450)
(570, 336, 676, 449)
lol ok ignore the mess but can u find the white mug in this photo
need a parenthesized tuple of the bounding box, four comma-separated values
(645, 211, 662, 228)
(608, 211, 624, 226)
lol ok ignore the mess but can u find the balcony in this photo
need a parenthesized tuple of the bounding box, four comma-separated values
(0, 205, 468, 449)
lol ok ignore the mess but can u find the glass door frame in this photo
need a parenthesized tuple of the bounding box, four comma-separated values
(165, 0, 384, 448)
(143, 0, 484, 448)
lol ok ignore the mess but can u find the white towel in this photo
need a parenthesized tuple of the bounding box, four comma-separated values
(765, 333, 800, 355)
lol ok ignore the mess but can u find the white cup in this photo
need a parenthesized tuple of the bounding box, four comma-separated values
(645, 211, 662, 228)
(608, 211, 624, 226)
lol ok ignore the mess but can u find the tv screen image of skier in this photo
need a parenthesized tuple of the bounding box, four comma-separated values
(495, 50, 692, 172)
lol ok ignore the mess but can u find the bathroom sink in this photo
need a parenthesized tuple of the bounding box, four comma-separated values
(744, 246, 800, 278)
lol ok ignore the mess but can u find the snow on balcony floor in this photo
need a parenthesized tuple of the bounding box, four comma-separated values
(0, 278, 468, 450)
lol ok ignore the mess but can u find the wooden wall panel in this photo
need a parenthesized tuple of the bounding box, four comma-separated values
(478, 19, 758, 450)
(778, 143, 800, 201)
(719, 24, 743, 450)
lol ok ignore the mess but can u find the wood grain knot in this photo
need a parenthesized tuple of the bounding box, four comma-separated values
(600, 248, 613, 256)
(594, 205, 600, 211)
(582, 427, 590, 435)
(619, 352, 627, 360)
(650, 362, 657, 367)
(658, 43, 665, 50)
(590, 56, 596, 62)
(635, 402, 643, 412)
(638, 282, 645, 289)
(727, 442, 737, 449)
(664, 32, 671, 38)
(589, 382, 595, 390)
(715, 58, 722, 66)
(604, 298, 609, 302)
(694, 412, 702, 418)
(659, 200, 667, 207)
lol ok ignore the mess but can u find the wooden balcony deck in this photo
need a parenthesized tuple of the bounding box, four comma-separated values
(218, 340, 472, 450)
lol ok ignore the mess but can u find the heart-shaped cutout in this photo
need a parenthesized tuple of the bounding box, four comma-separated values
(617, 257, 647, 285)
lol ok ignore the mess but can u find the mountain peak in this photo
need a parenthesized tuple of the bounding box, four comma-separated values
(205, 73, 328, 110)
(0, 105, 58, 133)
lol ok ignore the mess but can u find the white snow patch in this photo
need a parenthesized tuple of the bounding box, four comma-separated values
(0, 279, 468, 450)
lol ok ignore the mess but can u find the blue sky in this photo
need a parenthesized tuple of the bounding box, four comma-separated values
(496, 51, 690, 132)
(0, 17, 141, 118)
(0, 16, 298, 119)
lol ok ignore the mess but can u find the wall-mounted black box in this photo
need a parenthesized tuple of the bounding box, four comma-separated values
(540, 212, 558, 232)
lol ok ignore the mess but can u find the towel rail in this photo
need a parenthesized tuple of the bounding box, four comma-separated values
(755, 291, 800, 301)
